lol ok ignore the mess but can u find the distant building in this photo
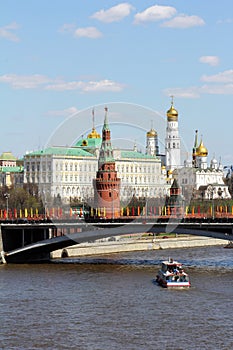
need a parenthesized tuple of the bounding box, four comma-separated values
(24, 108, 169, 203)
(23, 100, 232, 204)
(165, 98, 181, 171)
(0, 152, 24, 188)
(173, 131, 231, 200)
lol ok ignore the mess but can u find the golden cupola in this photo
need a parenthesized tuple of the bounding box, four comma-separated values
(147, 128, 157, 138)
(196, 140, 208, 157)
(87, 128, 100, 139)
(167, 97, 178, 122)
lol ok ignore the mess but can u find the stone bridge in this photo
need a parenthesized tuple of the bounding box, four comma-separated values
(0, 221, 232, 263)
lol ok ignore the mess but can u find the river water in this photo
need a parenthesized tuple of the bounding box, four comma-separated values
(0, 245, 232, 350)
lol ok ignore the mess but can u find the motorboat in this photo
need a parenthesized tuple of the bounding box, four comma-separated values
(156, 258, 190, 288)
(224, 241, 233, 249)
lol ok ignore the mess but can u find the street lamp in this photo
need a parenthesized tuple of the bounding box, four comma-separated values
(4, 193, 10, 219)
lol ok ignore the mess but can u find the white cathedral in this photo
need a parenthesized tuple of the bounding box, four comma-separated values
(24, 101, 231, 203)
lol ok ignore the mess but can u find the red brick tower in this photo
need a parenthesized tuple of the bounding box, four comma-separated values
(93, 108, 121, 219)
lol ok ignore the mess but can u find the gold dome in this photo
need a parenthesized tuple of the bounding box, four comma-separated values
(87, 128, 101, 139)
(196, 140, 208, 157)
(147, 128, 157, 137)
(167, 104, 178, 122)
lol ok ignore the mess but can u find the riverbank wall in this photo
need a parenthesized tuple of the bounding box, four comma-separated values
(51, 235, 226, 259)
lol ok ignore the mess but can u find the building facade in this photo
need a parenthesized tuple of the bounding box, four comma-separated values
(24, 108, 170, 204)
(174, 130, 231, 200)
(0, 152, 24, 188)
(23, 102, 232, 204)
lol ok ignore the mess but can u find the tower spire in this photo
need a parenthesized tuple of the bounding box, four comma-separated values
(194, 129, 198, 149)
(98, 107, 114, 166)
(87, 107, 100, 139)
(94, 107, 121, 219)
(103, 107, 110, 131)
(192, 130, 198, 168)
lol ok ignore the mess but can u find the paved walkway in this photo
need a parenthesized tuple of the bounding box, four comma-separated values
(51, 235, 226, 259)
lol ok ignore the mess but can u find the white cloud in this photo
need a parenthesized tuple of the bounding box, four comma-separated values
(164, 81, 233, 98)
(59, 24, 102, 38)
(0, 22, 20, 42)
(0, 74, 125, 93)
(200, 84, 233, 94)
(46, 107, 79, 117)
(164, 87, 200, 99)
(199, 56, 220, 66)
(82, 80, 124, 92)
(91, 3, 134, 23)
(134, 5, 176, 24)
(46, 81, 82, 91)
(46, 79, 125, 92)
(201, 70, 233, 83)
(0, 74, 52, 89)
(74, 27, 102, 39)
(162, 14, 205, 28)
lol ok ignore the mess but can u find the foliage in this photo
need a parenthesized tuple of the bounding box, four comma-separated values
(0, 186, 43, 211)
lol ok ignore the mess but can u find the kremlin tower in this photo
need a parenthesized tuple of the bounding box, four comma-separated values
(93, 108, 121, 219)
(165, 97, 181, 171)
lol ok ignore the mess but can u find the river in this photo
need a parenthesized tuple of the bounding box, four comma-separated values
(0, 245, 232, 350)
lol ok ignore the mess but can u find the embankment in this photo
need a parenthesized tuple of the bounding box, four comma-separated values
(51, 235, 226, 259)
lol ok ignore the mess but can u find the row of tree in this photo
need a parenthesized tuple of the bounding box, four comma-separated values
(1, 179, 233, 216)
(0, 185, 43, 212)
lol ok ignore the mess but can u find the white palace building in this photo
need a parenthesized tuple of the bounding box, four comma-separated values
(23, 101, 231, 203)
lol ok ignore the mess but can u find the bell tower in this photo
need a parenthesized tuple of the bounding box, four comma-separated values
(93, 108, 121, 219)
(165, 96, 181, 171)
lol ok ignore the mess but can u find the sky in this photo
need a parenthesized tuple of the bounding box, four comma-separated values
(1, 0, 233, 164)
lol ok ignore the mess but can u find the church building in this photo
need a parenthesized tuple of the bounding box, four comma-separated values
(173, 130, 231, 200)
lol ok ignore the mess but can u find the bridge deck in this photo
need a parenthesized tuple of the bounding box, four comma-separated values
(1, 221, 232, 263)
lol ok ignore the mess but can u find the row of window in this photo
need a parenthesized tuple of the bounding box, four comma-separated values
(116, 165, 160, 173)
(26, 174, 165, 185)
(167, 142, 180, 149)
(26, 162, 51, 172)
(55, 162, 97, 172)
(26, 161, 97, 173)
(52, 185, 168, 198)
(121, 176, 163, 184)
(26, 160, 163, 175)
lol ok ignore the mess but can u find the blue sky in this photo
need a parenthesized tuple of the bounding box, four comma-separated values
(1, 1, 233, 164)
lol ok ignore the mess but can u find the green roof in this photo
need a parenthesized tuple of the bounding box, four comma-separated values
(0, 166, 23, 173)
(26, 146, 95, 158)
(75, 138, 102, 148)
(0, 152, 17, 161)
(120, 150, 157, 160)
